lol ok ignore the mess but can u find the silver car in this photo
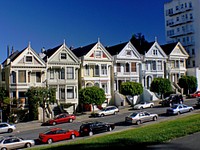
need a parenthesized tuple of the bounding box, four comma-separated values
(0, 136, 35, 150)
(0, 123, 16, 133)
(94, 106, 119, 117)
(125, 111, 158, 125)
(166, 104, 194, 115)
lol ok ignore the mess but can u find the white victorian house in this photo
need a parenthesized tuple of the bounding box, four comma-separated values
(132, 40, 168, 101)
(106, 41, 142, 92)
(40, 41, 80, 114)
(72, 39, 113, 110)
(0, 43, 46, 106)
(161, 42, 189, 94)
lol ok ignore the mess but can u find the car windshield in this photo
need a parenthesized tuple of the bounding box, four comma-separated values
(171, 105, 179, 109)
(0, 137, 4, 143)
(128, 112, 138, 117)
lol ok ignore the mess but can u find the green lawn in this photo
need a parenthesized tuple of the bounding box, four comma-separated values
(29, 113, 200, 150)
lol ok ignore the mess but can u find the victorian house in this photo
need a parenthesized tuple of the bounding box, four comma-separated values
(106, 41, 142, 92)
(72, 39, 113, 109)
(161, 42, 189, 94)
(40, 41, 80, 114)
(0, 43, 46, 106)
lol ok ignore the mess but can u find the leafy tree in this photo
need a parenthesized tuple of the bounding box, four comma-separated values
(0, 88, 10, 121)
(130, 33, 149, 47)
(120, 82, 143, 106)
(178, 75, 197, 94)
(150, 78, 172, 99)
(79, 86, 106, 113)
(25, 87, 56, 122)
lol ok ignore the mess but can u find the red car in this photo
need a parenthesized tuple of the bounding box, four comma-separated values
(190, 91, 200, 98)
(39, 128, 80, 144)
(43, 113, 76, 126)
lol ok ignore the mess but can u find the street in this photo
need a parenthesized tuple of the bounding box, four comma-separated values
(1, 98, 199, 149)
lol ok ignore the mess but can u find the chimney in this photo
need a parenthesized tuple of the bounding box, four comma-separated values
(7, 45, 10, 57)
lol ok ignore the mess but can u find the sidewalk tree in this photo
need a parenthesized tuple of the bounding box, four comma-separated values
(79, 86, 106, 113)
(178, 75, 197, 95)
(150, 77, 172, 99)
(25, 87, 56, 122)
(0, 88, 11, 121)
(120, 81, 143, 106)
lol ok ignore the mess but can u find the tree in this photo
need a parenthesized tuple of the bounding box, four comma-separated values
(0, 88, 11, 121)
(150, 78, 172, 99)
(178, 75, 197, 94)
(120, 82, 143, 106)
(25, 87, 56, 122)
(79, 86, 106, 113)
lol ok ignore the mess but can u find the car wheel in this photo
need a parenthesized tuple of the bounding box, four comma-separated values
(140, 107, 143, 110)
(177, 111, 180, 115)
(100, 114, 104, 117)
(1, 147, 7, 150)
(52, 122, 56, 126)
(136, 120, 141, 125)
(47, 138, 53, 144)
(69, 118, 73, 123)
(189, 109, 193, 112)
(108, 126, 112, 131)
(71, 134, 75, 139)
(150, 105, 153, 108)
(8, 128, 13, 133)
(153, 116, 157, 121)
(25, 143, 32, 148)
(89, 131, 93, 136)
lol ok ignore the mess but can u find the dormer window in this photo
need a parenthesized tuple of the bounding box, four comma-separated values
(61, 53, 67, 59)
(26, 56, 33, 63)
(95, 51, 101, 58)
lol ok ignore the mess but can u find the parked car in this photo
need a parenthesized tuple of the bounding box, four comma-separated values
(93, 106, 119, 117)
(0, 136, 35, 150)
(159, 94, 183, 107)
(125, 111, 158, 125)
(133, 101, 154, 110)
(39, 128, 80, 144)
(42, 113, 76, 126)
(166, 104, 194, 115)
(196, 98, 200, 107)
(0, 122, 16, 133)
(79, 121, 115, 136)
(190, 91, 200, 98)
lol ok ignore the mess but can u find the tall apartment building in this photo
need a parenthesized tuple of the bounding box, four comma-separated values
(164, 0, 200, 68)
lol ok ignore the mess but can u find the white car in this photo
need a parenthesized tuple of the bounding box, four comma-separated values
(0, 136, 35, 150)
(133, 101, 154, 110)
(93, 106, 119, 117)
(0, 122, 16, 133)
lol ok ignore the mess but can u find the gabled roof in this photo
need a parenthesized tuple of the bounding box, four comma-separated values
(72, 43, 96, 57)
(43, 44, 62, 61)
(160, 43, 177, 55)
(2, 50, 21, 65)
(106, 42, 128, 56)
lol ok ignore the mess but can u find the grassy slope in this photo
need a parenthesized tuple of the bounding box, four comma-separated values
(29, 113, 200, 150)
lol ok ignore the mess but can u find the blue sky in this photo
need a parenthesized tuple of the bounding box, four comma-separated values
(0, 0, 170, 62)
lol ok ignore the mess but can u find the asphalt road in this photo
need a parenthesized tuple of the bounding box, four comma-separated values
(3, 98, 200, 149)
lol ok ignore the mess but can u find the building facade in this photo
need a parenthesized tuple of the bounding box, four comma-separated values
(164, 0, 200, 68)
(72, 40, 113, 108)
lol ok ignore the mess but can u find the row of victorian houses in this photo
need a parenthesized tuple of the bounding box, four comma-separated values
(0, 38, 189, 119)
